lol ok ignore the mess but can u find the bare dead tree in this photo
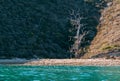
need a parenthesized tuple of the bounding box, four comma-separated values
(69, 10, 88, 58)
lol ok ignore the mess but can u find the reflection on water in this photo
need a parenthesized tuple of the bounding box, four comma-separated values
(0, 65, 120, 81)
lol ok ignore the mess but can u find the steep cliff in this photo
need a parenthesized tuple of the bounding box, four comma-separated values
(83, 0, 120, 59)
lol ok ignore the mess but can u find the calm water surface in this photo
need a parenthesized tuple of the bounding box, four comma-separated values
(0, 65, 120, 81)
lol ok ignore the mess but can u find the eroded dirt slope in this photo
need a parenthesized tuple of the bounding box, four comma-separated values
(84, 0, 120, 59)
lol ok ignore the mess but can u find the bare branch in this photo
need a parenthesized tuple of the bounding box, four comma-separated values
(69, 9, 88, 58)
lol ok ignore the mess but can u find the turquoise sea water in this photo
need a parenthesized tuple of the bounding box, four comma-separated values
(0, 65, 120, 81)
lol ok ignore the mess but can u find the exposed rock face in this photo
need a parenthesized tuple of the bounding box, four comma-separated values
(83, 0, 120, 59)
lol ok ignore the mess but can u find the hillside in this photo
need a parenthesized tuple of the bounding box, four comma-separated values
(0, 0, 113, 59)
(0, 0, 100, 58)
(83, 0, 120, 59)
(0, 0, 78, 58)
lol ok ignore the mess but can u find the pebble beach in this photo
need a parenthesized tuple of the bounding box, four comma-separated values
(0, 59, 120, 66)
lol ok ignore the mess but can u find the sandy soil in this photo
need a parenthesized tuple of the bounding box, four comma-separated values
(0, 58, 120, 66)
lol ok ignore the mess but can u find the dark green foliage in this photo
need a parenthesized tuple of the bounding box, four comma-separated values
(0, 0, 106, 58)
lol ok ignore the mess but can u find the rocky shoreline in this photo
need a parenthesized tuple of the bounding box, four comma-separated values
(0, 59, 120, 66)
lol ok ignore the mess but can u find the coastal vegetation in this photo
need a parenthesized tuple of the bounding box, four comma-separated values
(0, 0, 100, 58)
(0, 0, 119, 59)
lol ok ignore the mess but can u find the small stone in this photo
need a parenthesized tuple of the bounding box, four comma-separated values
(107, 2, 113, 7)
